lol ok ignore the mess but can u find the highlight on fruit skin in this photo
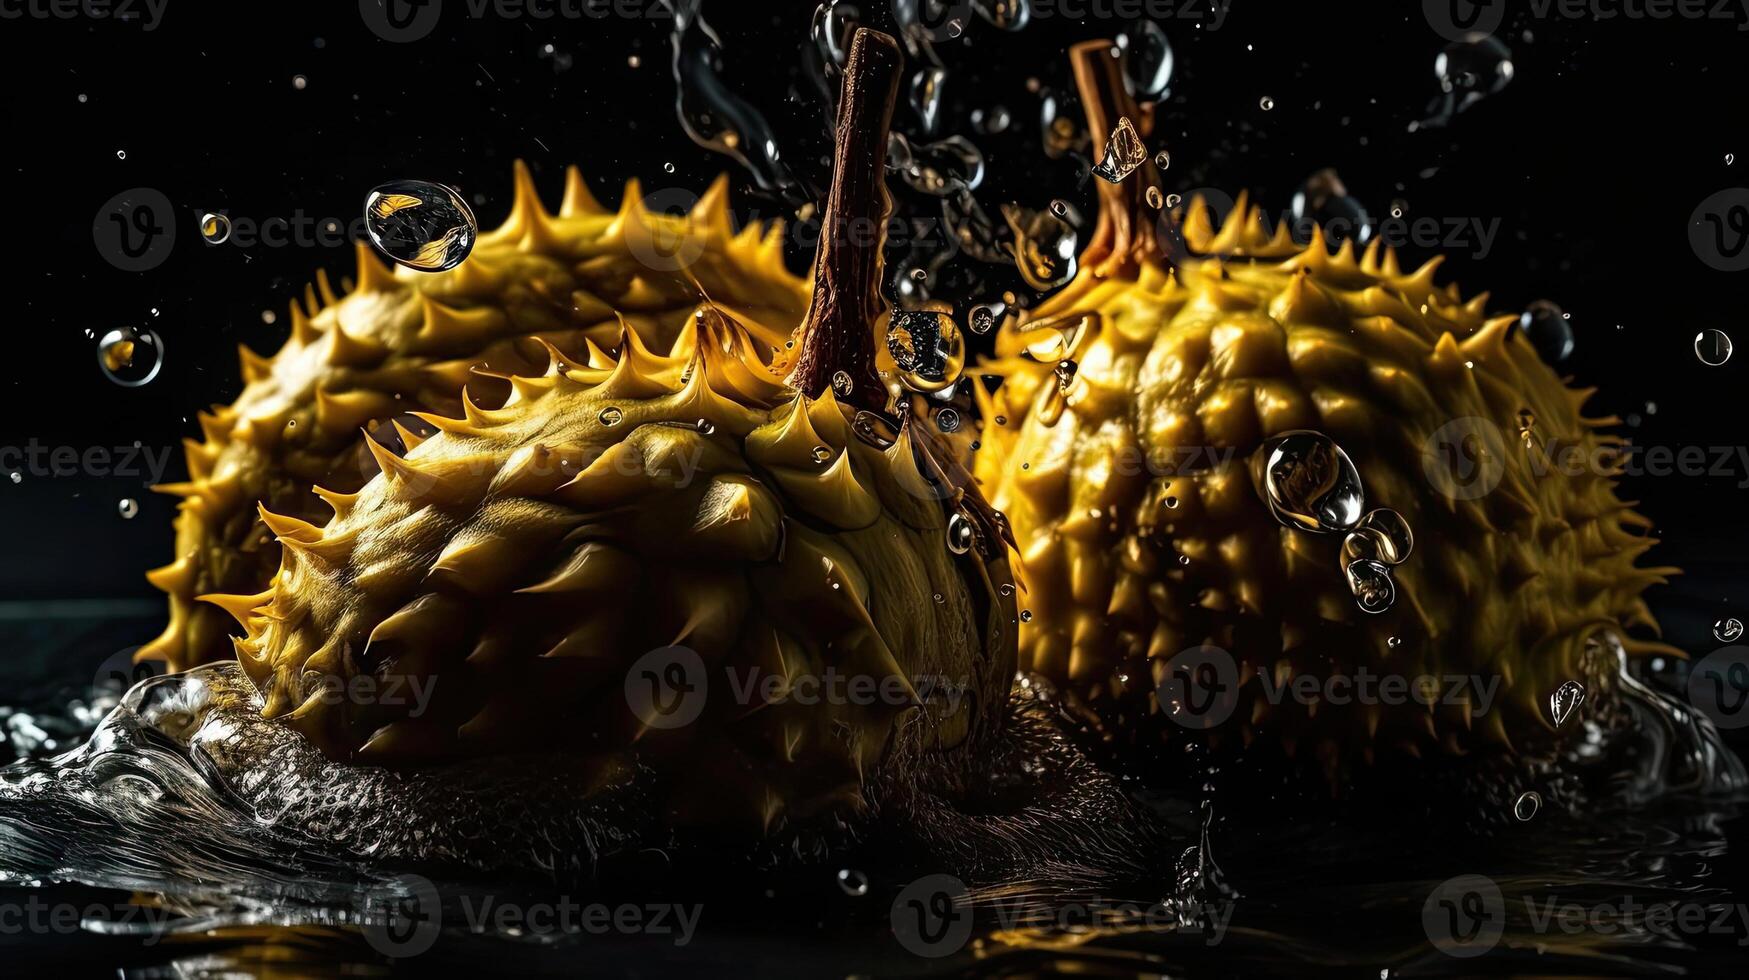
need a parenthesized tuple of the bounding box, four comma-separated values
(191, 28, 1024, 835)
(142, 163, 809, 673)
(975, 40, 1674, 770)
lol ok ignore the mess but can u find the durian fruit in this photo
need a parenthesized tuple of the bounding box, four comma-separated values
(143, 163, 809, 672)
(197, 30, 1021, 834)
(976, 41, 1673, 768)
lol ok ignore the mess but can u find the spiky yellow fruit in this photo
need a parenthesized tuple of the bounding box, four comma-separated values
(212, 308, 1015, 830)
(974, 43, 1672, 766)
(143, 163, 808, 672)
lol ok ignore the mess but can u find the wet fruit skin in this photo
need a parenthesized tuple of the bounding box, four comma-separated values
(974, 41, 1674, 769)
(142, 164, 810, 672)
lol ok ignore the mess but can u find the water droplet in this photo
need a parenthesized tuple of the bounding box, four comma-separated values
(811, 445, 833, 464)
(292, 75, 308, 90)
(663, 162, 676, 174)
(1424, 34, 1515, 128)
(1146, 186, 1165, 209)
(936, 408, 962, 433)
(1715, 617, 1745, 643)
(1696, 328, 1734, 366)
(836, 868, 869, 897)
(695, 418, 716, 436)
(674, 2, 803, 204)
(910, 268, 928, 282)
(200, 212, 232, 244)
(598, 406, 624, 426)
(117, 498, 139, 520)
(1290, 169, 1372, 246)
(999, 583, 1015, 597)
(1513, 791, 1541, 821)
(932, 592, 945, 604)
(1727, 153, 1736, 166)
(1091, 116, 1149, 184)
(946, 513, 976, 555)
(1387, 636, 1403, 649)
(1343, 509, 1414, 566)
(1254, 430, 1365, 533)
(7, 472, 19, 484)
(971, 105, 1011, 134)
(1154, 150, 1171, 170)
(115, 150, 126, 160)
(831, 370, 855, 398)
(1177, 554, 1191, 566)
(1020, 609, 1034, 623)
(1259, 96, 1275, 111)
(1116, 20, 1174, 100)
(96, 326, 164, 387)
(1165, 193, 1182, 208)
(1345, 558, 1395, 614)
(1019, 313, 1094, 365)
(969, 304, 999, 335)
(364, 180, 478, 272)
(1164, 496, 1179, 509)
(1517, 300, 1573, 363)
(909, 66, 947, 136)
(898, 136, 985, 197)
(886, 310, 965, 393)
(1549, 680, 1586, 727)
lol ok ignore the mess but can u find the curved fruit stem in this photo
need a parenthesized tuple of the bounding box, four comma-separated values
(792, 28, 902, 412)
(1069, 39, 1167, 277)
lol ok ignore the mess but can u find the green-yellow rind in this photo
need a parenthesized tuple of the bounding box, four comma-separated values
(213, 309, 1017, 831)
(144, 163, 810, 672)
(977, 195, 1673, 765)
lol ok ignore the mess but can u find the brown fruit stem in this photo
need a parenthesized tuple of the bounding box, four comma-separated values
(792, 28, 902, 413)
(1069, 39, 1166, 276)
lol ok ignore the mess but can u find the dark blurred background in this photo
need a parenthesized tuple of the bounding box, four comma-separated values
(0, 0, 1745, 673)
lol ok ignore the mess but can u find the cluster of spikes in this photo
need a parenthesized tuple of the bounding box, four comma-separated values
(181, 29, 1017, 829)
(968, 40, 1672, 775)
(140, 160, 813, 672)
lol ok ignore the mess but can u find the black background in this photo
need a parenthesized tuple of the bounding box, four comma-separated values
(0, 0, 1745, 657)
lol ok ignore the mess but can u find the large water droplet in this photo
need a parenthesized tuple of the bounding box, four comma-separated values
(1290, 169, 1372, 245)
(836, 868, 870, 897)
(97, 326, 164, 387)
(1002, 204, 1079, 290)
(898, 136, 985, 197)
(936, 408, 961, 433)
(199, 212, 232, 245)
(673, 2, 804, 204)
(946, 512, 976, 555)
(1343, 509, 1414, 566)
(886, 311, 966, 393)
(909, 67, 947, 136)
(1715, 617, 1745, 643)
(598, 406, 625, 426)
(364, 180, 477, 272)
(831, 370, 854, 398)
(1345, 558, 1395, 614)
(1422, 33, 1514, 128)
(1696, 328, 1734, 366)
(1517, 300, 1574, 363)
(1255, 430, 1365, 534)
(1091, 116, 1149, 183)
(1037, 87, 1087, 160)
(969, 304, 1000, 335)
(1513, 791, 1541, 821)
(117, 498, 139, 520)
(1549, 680, 1585, 727)
(1116, 20, 1174, 100)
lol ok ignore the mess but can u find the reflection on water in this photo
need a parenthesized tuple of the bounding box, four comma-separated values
(0, 655, 1744, 976)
